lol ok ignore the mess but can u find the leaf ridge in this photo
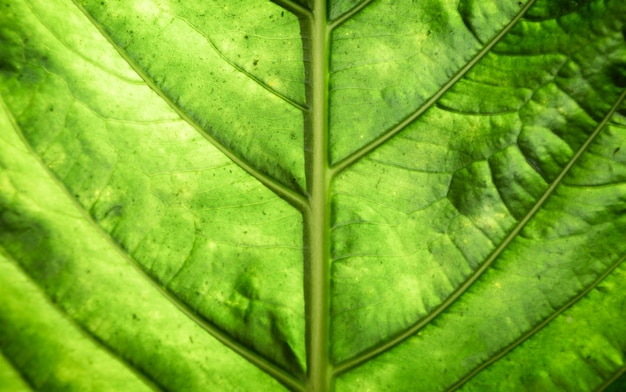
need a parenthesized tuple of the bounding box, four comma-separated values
(0, 118, 163, 392)
(0, 349, 35, 391)
(445, 253, 626, 391)
(333, 86, 626, 376)
(0, 252, 164, 392)
(70, 0, 308, 212)
(330, 0, 538, 175)
(0, 96, 305, 392)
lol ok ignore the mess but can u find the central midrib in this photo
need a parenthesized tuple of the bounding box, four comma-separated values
(305, 0, 332, 391)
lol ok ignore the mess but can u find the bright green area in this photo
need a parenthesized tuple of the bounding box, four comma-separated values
(79, 0, 307, 192)
(328, 0, 527, 163)
(0, 98, 288, 390)
(1, 0, 625, 391)
(1, 0, 304, 382)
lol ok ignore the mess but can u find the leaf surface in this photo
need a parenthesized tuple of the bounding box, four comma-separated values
(1, 0, 625, 391)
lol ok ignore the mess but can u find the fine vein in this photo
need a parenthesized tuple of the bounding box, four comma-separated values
(446, 253, 626, 391)
(71, 0, 308, 212)
(0, 99, 164, 392)
(1, 32, 306, 392)
(174, 14, 307, 111)
(23, 0, 142, 85)
(334, 85, 626, 377)
(330, 0, 537, 176)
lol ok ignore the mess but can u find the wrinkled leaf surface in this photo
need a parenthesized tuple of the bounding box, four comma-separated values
(1, 0, 626, 391)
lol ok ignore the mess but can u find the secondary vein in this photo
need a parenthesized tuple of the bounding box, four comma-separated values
(446, 253, 626, 391)
(70, 0, 308, 212)
(596, 364, 626, 392)
(330, 0, 538, 176)
(0, 98, 164, 392)
(328, 0, 377, 31)
(1, 94, 306, 392)
(333, 81, 626, 378)
(174, 13, 308, 111)
(271, 0, 313, 18)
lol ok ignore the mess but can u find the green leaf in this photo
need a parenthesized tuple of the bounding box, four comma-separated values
(1, 0, 625, 391)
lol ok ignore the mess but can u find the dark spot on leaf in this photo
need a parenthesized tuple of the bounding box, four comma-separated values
(281, 11, 284, 17)
(189, 336, 194, 343)
(244, 35, 249, 39)
(525, 156, 544, 176)
(102, 204, 123, 220)
(253, 59, 258, 66)
(615, 147, 621, 154)
(132, 313, 140, 321)
(608, 62, 626, 87)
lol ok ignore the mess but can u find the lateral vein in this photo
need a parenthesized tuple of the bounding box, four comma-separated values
(271, 0, 312, 18)
(595, 364, 626, 392)
(330, 0, 538, 176)
(333, 86, 626, 376)
(174, 14, 308, 111)
(329, 0, 377, 31)
(70, 0, 308, 212)
(0, 99, 165, 392)
(0, 93, 306, 392)
(446, 253, 626, 391)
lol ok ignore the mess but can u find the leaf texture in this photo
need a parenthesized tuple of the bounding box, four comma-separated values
(1, 0, 625, 391)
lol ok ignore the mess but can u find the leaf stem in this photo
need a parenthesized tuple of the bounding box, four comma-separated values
(303, 0, 332, 391)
